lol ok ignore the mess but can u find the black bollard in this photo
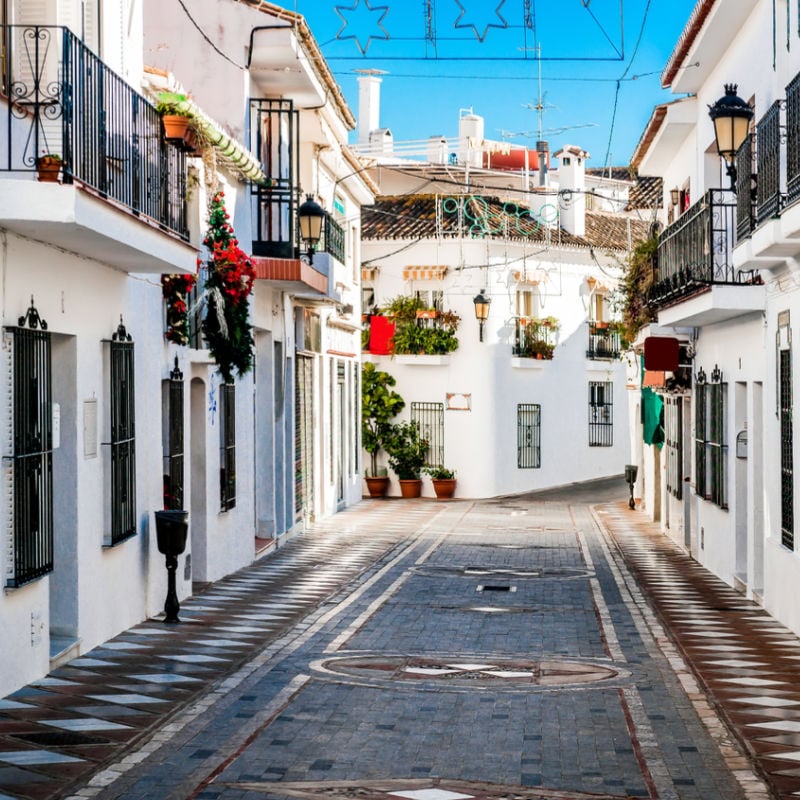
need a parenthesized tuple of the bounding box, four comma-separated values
(154, 510, 189, 624)
(624, 464, 638, 510)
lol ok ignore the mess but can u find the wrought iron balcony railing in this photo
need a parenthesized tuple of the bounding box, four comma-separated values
(650, 189, 757, 309)
(0, 25, 188, 239)
(512, 317, 557, 360)
(586, 322, 621, 360)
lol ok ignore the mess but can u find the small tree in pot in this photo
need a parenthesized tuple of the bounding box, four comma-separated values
(384, 421, 429, 498)
(362, 363, 405, 496)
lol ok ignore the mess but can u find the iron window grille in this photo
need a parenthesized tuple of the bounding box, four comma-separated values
(694, 366, 728, 509)
(694, 374, 707, 499)
(588, 381, 613, 447)
(517, 404, 541, 469)
(665, 397, 683, 500)
(220, 380, 236, 511)
(163, 358, 184, 511)
(6, 299, 53, 588)
(109, 319, 136, 545)
(410, 402, 444, 467)
(779, 323, 794, 549)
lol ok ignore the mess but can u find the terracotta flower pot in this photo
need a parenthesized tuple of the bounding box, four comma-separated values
(398, 478, 422, 498)
(36, 156, 61, 182)
(365, 475, 390, 498)
(431, 478, 456, 499)
(162, 114, 190, 140)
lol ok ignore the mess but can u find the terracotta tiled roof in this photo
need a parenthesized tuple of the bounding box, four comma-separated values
(661, 0, 715, 88)
(586, 166, 635, 183)
(362, 194, 650, 251)
(584, 212, 652, 251)
(628, 176, 663, 210)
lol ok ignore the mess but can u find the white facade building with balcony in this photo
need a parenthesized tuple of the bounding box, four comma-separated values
(630, 0, 800, 634)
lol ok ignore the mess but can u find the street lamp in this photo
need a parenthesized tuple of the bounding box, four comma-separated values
(298, 194, 325, 264)
(473, 289, 491, 342)
(708, 84, 753, 190)
(670, 187, 680, 207)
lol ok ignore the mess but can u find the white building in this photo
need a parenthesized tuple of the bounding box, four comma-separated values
(628, 0, 800, 633)
(0, 0, 372, 697)
(356, 81, 654, 498)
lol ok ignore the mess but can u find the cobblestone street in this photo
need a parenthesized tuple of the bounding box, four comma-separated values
(4, 480, 798, 800)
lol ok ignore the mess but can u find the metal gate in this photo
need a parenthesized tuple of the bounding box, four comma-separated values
(588, 381, 613, 447)
(7, 300, 53, 587)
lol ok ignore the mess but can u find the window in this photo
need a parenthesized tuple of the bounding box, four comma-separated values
(588, 381, 613, 446)
(665, 397, 682, 500)
(694, 366, 727, 509)
(414, 289, 443, 312)
(163, 360, 184, 510)
(220, 381, 236, 511)
(362, 286, 375, 314)
(410, 402, 444, 466)
(6, 301, 53, 587)
(109, 321, 136, 545)
(515, 287, 540, 319)
(517, 404, 541, 468)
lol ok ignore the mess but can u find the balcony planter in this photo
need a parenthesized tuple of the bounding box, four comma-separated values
(162, 114, 191, 140)
(36, 155, 62, 182)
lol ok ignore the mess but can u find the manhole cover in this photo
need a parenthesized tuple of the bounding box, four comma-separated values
(314, 655, 622, 688)
(13, 731, 108, 746)
(413, 565, 591, 580)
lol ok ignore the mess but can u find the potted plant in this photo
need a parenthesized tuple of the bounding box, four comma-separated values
(384, 421, 428, 498)
(425, 465, 457, 499)
(361, 363, 405, 497)
(155, 91, 193, 140)
(36, 152, 62, 182)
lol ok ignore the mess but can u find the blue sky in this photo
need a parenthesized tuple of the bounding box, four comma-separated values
(279, 0, 698, 168)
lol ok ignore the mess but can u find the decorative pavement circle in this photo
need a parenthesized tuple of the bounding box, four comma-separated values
(226, 778, 638, 800)
(311, 655, 626, 690)
(411, 565, 593, 580)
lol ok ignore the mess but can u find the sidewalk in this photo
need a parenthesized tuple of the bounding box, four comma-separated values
(0, 491, 798, 800)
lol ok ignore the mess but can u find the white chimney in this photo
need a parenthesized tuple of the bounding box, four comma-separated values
(554, 145, 589, 237)
(459, 109, 484, 167)
(357, 72, 384, 144)
(369, 128, 394, 154)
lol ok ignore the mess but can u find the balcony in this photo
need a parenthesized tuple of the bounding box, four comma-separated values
(0, 25, 190, 262)
(512, 317, 558, 360)
(586, 322, 622, 360)
(732, 71, 800, 271)
(650, 189, 762, 325)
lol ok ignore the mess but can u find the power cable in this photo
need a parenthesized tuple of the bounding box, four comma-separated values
(175, 0, 244, 70)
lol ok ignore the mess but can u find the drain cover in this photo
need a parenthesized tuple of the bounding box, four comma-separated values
(413, 565, 592, 580)
(315, 655, 622, 688)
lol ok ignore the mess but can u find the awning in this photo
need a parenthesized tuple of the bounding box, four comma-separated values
(403, 266, 448, 281)
(642, 370, 666, 388)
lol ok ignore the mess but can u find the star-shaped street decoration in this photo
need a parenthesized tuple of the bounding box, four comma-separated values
(453, 0, 508, 42)
(335, 0, 390, 55)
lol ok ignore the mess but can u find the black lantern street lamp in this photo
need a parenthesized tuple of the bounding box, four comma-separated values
(670, 187, 680, 207)
(298, 194, 325, 264)
(708, 84, 753, 191)
(473, 289, 491, 342)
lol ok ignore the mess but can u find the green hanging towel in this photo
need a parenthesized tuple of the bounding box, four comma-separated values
(642, 387, 665, 448)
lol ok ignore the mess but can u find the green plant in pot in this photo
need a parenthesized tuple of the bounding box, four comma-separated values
(361, 363, 405, 497)
(424, 465, 457, 499)
(384, 421, 429, 498)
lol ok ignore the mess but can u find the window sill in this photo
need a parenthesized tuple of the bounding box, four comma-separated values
(394, 354, 452, 365)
